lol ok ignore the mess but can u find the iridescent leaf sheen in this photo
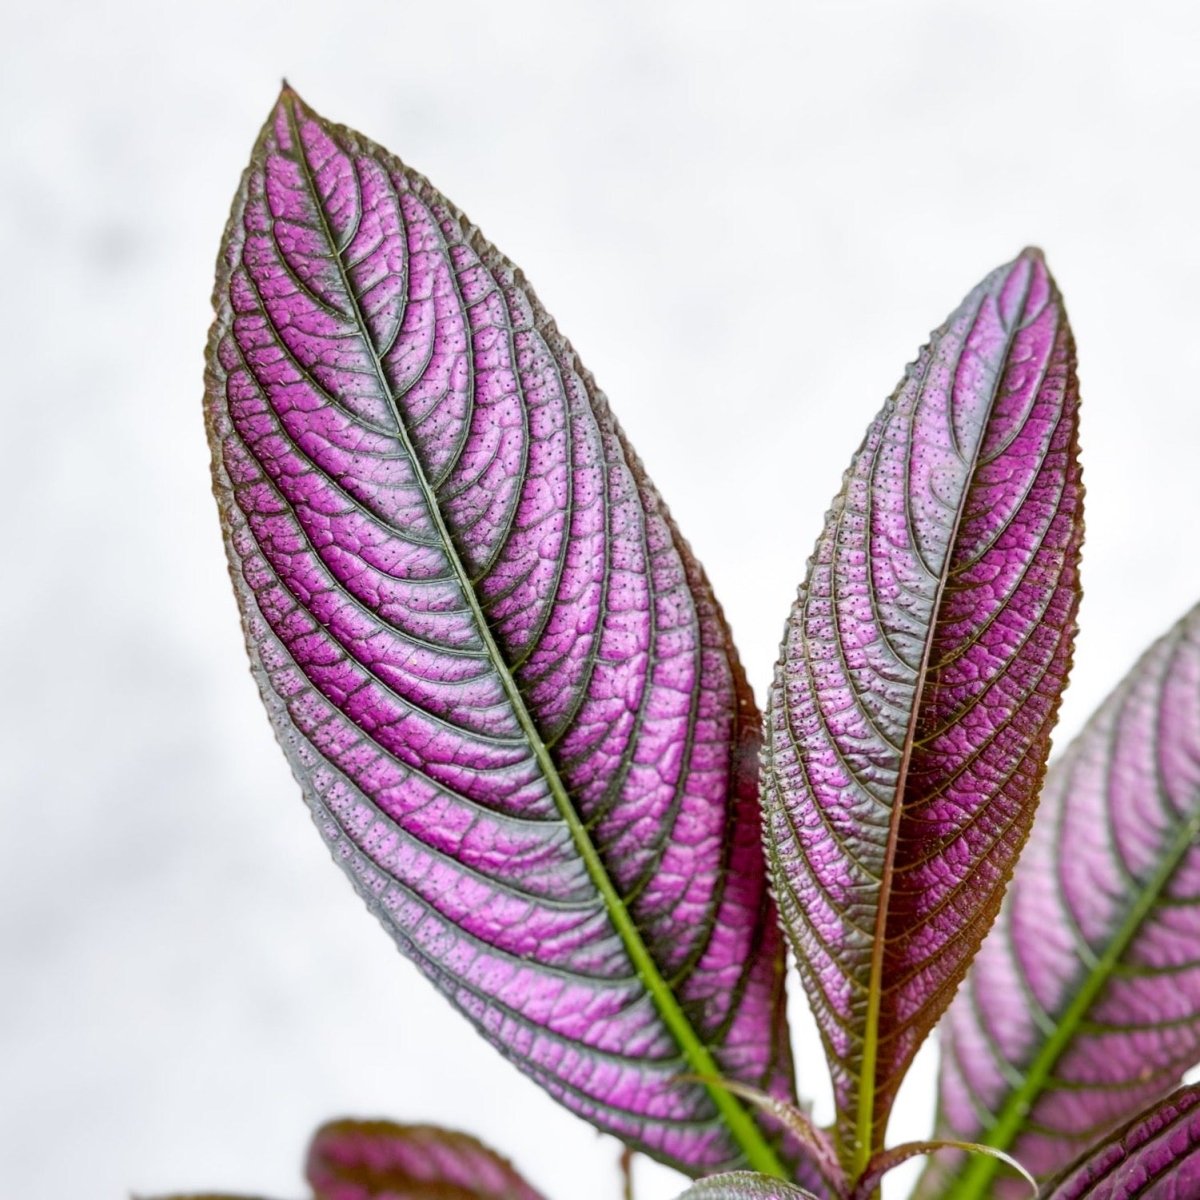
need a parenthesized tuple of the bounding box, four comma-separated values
(205, 88, 798, 1178)
(762, 249, 1084, 1172)
(924, 604, 1200, 1199)
(306, 1119, 545, 1200)
(1041, 1085, 1200, 1199)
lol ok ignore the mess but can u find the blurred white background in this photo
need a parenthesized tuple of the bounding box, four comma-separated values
(4, 1, 1200, 1197)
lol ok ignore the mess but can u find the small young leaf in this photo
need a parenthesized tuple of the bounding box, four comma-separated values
(674, 1173, 821, 1200)
(924, 604, 1200, 1199)
(849, 1140, 1035, 1200)
(762, 249, 1084, 1172)
(688, 1076, 845, 1196)
(205, 87, 798, 1178)
(307, 1119, 545, 1200)
(1040, 1084, 1200, 1199)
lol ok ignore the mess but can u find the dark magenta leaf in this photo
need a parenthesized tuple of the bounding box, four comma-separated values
(306, 1119, 545, 1200)
(762, 249, 1084, 1172)
(1040, 1085, 1200, 1199)
(674, 1173, 821, 1200)
(205, 87, 800, 1179)
(924, 604, 1200, 1199)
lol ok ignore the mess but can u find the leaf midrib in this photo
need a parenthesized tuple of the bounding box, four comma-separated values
(945, 790, 1200, 1198)
(278, 91, 785, 1179)
(854, 278, 1032, 1175)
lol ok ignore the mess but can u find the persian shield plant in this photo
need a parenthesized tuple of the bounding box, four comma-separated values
(193, 87, 1200, 1199)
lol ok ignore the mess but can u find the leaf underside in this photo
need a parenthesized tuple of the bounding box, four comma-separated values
(762, 249, 1084, 1171)
(306, 1119, 546, 1200)
(924, 604, 1200, 1199)
(1040, 1084, 1200, 1199)
(205, 87, 801, 1178)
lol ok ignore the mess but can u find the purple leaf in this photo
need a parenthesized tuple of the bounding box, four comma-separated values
(204, 87, 800, 1179)
(306, 1119, 546, 1200)
(762, 249, 1084, 1172)
(1040, 1085, 1200, 1199)
(674, 1173, 822, 1200)
(924, 604, 1200, 1199)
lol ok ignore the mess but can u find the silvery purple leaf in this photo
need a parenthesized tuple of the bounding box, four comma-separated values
(762, 249, 1084, 1172)
(306, 1119, 545, 1200)
(674, 1173, 821, 1200)
(924, 604, 1200, 1199)
(205, 87, 799, 1179)
(1041, 1085, 1200, 1199)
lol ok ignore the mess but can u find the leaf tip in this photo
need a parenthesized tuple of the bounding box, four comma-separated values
(273, 79, 312, 123)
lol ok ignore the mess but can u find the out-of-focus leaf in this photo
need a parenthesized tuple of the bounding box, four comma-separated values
(306, 1119, 545, 1200)
(205, 86, 799, 1179)
(924, 604, 1200, 1199)
(1040, 1085, 1200, 1199)
(674, 1172, 821, 1200)
(762, 249, 1084, 1172)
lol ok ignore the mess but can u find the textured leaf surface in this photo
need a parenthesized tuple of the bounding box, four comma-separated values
(1041, 1085, 1200, 1199)
(306, 1119, 545, 1200)
(205, 87, 797, 1177)
(674, 1172, 820, 1200)
(925, 604, 1200, 1199)
(762, 249, 1084, 1170)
